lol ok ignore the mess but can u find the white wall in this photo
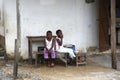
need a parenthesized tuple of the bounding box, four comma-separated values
(0, 26, 4, 36)
(4, 0, 99, 59)
(4, 0, 17, 56)
(0, 0, 4, 36)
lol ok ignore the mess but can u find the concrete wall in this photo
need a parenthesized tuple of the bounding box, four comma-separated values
(0, 26, 4, 36)
(4, 0, 99, 59)
(4, 0, 17, 56)
(0, 0, 4, 36)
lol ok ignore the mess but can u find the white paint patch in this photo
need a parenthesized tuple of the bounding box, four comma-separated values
(40, 0, 56, 5)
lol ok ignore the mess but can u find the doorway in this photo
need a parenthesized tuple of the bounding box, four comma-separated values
(116, 0, 120, 45)
(99, 0, 120, 51)
(99, 0, 110, 51)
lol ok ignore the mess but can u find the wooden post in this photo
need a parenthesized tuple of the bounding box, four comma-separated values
(111, 0, 117, 69)
(13, 0, 21, 78)
(16, 0, 21, 41)
(16, 0, 21, 60)
(13, 39, 18, 78)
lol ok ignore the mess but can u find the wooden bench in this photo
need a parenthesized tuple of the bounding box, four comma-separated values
(34, 51, 68, 67)
(55, 51, 68, 67)
(0, 35, 7, 63)
(75, 52, 87, 67)
(0, 48, 7, 63)
(34, 48, 87, 67)
(29, 36, 71, 67)
(27, 36, 56, 65)
(33, 51, 44, 67)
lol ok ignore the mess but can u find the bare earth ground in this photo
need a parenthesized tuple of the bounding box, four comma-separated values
(0, 54, 120, 80)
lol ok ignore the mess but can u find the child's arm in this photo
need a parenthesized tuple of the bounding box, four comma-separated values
(49, 38, 55, 51)
(56, 38, 63, 46)
(44, 39, 49, 52)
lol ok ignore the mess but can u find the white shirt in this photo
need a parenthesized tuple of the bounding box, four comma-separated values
(56, 37, 63, 50)
(45, 38, 54, 50)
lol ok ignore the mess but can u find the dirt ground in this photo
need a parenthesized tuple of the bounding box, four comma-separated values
(0, 54, 120, 80)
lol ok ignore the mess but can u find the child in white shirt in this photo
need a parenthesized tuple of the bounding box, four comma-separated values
(44, 30, 55, 67)
(56, 29, 76, 59)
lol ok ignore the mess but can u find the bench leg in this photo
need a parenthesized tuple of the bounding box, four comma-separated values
(64, 53, 68, 67)
(35, 53, 38, 67)
(76, 54, 87, 67)
(4, 51, 8, 63)
(56, 53, 68, 67)
(76, 54, 78, 67)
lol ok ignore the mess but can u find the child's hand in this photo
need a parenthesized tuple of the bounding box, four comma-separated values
(46, 48, 49, 53)
(48, 50, 51, 54)
(60, 34, 63, 39)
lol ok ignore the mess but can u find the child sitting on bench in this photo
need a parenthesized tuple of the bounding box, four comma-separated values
(44, 30, 55, 67)
(56, 29, 76, 60)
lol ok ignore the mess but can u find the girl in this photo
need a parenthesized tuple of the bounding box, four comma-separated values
(44, 30, 55, 67)
(56, 29, 76, 59)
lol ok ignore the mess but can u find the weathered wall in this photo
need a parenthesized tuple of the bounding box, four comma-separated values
(0, 26, 4, 36)
(0, 0, 4, 36)
(4, 0, 99, 59)
(4, 0, 17, 56)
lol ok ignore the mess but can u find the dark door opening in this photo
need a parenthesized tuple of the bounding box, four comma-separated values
(99, 0, 110, 52)
(99, 0, 120, 51)
(116, 0, 120, 45)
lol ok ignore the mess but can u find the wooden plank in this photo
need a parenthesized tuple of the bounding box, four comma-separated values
(13, 0, 21, 78)
(111, 0, 117, 69)
(99, 0, 110, 51)
(13, 39, 18, 79)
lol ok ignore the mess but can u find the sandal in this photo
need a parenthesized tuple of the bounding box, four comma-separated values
(47, 62, 51, 67)
(51, 63, 55, 67)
